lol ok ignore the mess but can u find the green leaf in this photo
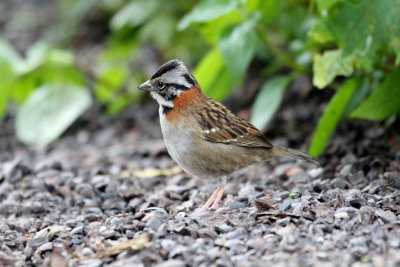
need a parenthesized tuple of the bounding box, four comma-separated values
(288, 191, 302, 199)
(0, 38, 23, 72)
(219, 17, 258, 78)
(95, 65, 128, 102)
(15, 84, 92, 147)
(99, 36, 138, 62)
(309, 78, 359, 157)
(16, 42, 49, 74)
(343, 78, 371, 116)
(111, 0, 161, 30)
(193, 47, 236, 100)
(178, 0, 239, 30)
(194, 48, 224, 94)
(351, 68, 400, 120)
(45, 48, 75, 66)
(198, 11, 242, 45)
(107, 77, 142, 115)
(250, 76, 291, 130)
(246, 0, 281, 23)
(313, 49, 353, 89)
(0, 61, 15, 119)
(314, 0, 345, 11)
(138, 14, 174, 48)
(308, 19, 334, 44)
(325, 0, 400, 70)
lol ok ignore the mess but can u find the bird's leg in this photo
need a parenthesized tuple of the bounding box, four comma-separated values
(201, 185, 224, 211)
(211, 186, 225, 210)
(212, 176, 231, 210)
(201, 176, 230, 211)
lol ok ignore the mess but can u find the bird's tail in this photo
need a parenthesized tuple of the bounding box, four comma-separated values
(272, 146, 322, 167)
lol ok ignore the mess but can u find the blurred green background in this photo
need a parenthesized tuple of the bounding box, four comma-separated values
(0, 0, 399, 156)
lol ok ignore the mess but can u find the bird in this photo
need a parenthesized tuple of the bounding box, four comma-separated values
(138, 59, 321, 211)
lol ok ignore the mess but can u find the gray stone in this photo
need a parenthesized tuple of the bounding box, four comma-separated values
(230, 202, 246, 210)
(70, 225, 84, 235)
(279, 200, 292, 211)
(215, 223, 233, 233)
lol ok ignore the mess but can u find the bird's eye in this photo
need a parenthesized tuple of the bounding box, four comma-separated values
(156, 81, 165, 89)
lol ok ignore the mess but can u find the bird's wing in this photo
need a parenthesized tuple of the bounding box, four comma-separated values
(196, 98, 273, 149)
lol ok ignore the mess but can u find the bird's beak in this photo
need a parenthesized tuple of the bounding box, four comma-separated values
(138, 80, 154, 92)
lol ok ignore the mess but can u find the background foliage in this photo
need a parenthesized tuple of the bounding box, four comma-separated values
(0, 0, 399, 155)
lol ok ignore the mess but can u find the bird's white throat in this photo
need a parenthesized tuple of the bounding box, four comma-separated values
(151, 92, 174, 108)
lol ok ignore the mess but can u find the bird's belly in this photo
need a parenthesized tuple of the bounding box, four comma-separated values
(160, 114, 258, 179)
(160, 114, 204, 177)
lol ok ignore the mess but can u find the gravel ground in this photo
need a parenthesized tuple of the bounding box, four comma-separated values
(1, 84, 400, 267)
(1, 1, 400, 266)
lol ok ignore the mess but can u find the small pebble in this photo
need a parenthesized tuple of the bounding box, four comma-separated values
(230, 202, 246, 210)
(279, 200, 292, 211)
(70, 225, 84, 235)
(330, 178, 350, 189)
(215, 223, 233, 233)
(279, 191, 290, 199)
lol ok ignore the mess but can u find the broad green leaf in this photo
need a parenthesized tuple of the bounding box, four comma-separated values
(0, 39, 21, 62)
(395, 45, 400, 66)
(139, 14, 174, 48)
(0, 87, 7, 119)
(0, 61, 14, 119)
(194, 48, 224, 94)
(45, 48, 75, 66)
(309, 79, 359, 157)
(99, 37, 138, 62)
(106, 90, 141, 115)
(16, 42, 49, 74)
(178, 0, 238, 30)
(0, 38, 23, 72)
(326, 0, 400, 70)
(15, 48, 84, 103)
(206, 69, 236, 100)
(351, 68, 400, 120)
(314, 0, 345, 12)
(95, 65, 128, 102)
(198, 11, 242, 45)
(219, 18, 258, 78)
(10, 57, 86, 104)
(250, 76, 291, 130)
(15, 84, 92, 147)
(111, 0, 161, 30)
(246, 0, 281, 23)
(194, 48, 236, 100)
(343, 78, 371, 116)
(308, 19, 334, 44)
(313, 49, 353, 89)
(277, 6, 309, 39)
(94, 64, 141, 114)
(9, 73, 37, 104)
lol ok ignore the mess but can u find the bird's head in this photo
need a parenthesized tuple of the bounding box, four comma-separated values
(138, 59, 199, 109)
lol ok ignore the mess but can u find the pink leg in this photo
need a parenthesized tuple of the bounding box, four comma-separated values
(201, 186, 224, 211)
(212, 186, 225, 210)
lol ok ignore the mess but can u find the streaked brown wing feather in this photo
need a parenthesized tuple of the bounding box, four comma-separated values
(196, 98, 272, 149)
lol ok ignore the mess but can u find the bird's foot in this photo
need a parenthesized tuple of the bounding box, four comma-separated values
(201, 185, 225, 211)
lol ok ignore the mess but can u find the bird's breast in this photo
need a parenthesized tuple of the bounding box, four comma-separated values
(160, 108, 194, 158)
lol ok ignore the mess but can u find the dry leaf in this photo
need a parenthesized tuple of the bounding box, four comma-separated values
(255, 198, 277, 212)
(132, 166, 182, 178)
(95, 235, 151, 258)
(35, 225, 70, 240)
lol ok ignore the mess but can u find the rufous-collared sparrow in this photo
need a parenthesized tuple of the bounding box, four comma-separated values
(139, 59, 321, 211)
